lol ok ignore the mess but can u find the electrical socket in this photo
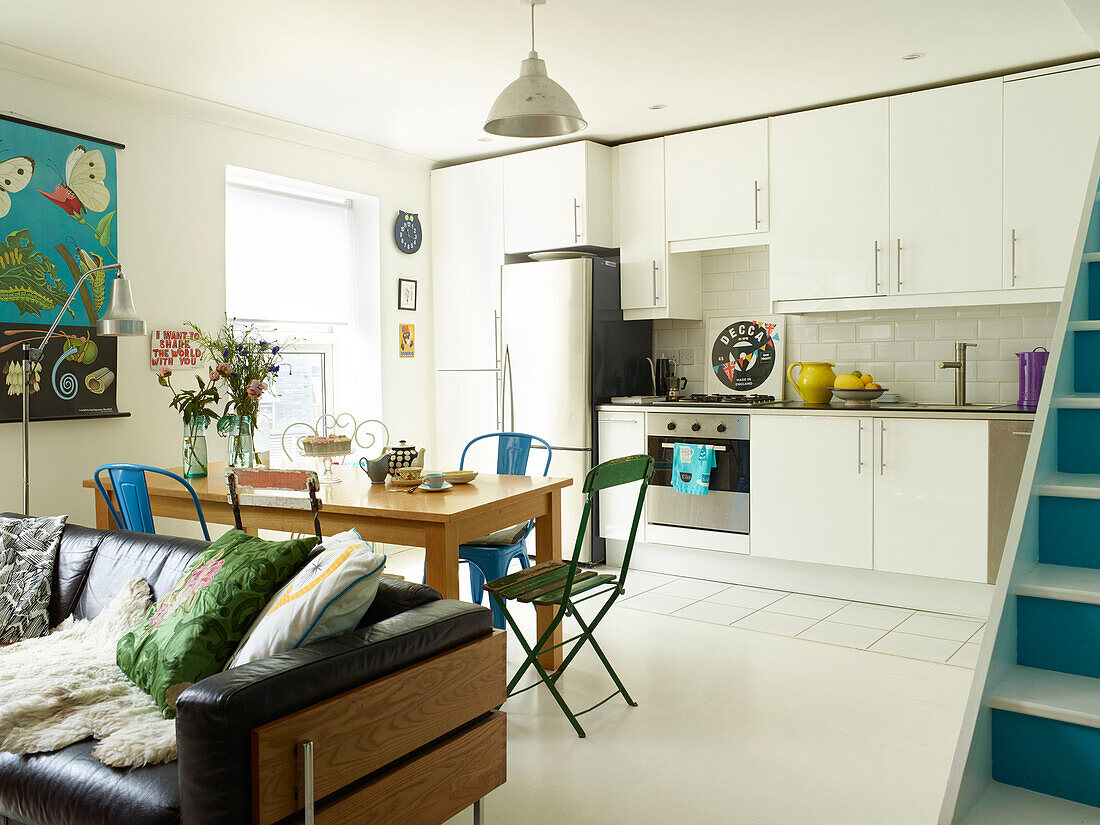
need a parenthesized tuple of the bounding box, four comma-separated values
(657, 349, 678, 364)
(678, 348, 695, 366)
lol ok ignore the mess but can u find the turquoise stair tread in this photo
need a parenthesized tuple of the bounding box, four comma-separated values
(1054, 394, 1100, 409)
(958, 781, 1100, 824)
(1017, 564, 1100, 605)
(1037, 473, 1100, 499)
(990, 666, 1100, 729)
(1070, 320, 1100, 331)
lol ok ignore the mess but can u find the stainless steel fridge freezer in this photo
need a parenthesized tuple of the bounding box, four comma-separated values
(501, 257, 652, 563)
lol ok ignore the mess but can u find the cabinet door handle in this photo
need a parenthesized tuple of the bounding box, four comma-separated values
(652, 260, 659, 305)
(493, 310, 503, 429)
(753, 180, 761, 229)
(573, 198, 582, 243)
(896, 239, 902, 292)
(874, 241, 881, 293)
(857, 419, 864, 474)
(1011, 228, 1017, 287)
(879, 423, 886, 475)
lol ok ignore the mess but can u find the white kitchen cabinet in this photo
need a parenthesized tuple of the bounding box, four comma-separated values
(751, 415, 874, 568)
(430, 158, 503, 371)
(1004, 65, 1100, 290)
(433, 371, 499, 469)
(769, 99, 890, 301)
(888, 79, 1003, 295)
(617, 137, 702, 319)
(596, 411, 646, 541)
(872, 418, 988, 582)
(664, 120, 768, 243)
(502, 141, 612, 254)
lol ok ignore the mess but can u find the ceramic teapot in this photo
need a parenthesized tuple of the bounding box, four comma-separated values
(787, 361, 836, 404)
(359, 448, 392, 484)
(387, 440, 426, 476)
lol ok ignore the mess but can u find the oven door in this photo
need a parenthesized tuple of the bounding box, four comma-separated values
(645, 436, 750, 534)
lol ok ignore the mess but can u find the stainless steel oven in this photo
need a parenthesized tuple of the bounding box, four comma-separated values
(645, 412, 750, 534)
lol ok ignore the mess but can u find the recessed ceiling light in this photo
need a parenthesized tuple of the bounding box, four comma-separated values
(900, 52, 925, 61)
(647, 104, 668, 110)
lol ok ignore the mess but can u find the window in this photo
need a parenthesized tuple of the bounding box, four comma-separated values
(224, 168, 381, 458)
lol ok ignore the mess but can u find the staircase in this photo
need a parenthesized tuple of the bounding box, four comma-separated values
(942, 168, 1100, 823)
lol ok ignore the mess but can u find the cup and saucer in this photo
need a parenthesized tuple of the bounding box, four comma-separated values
(419, 472, 453, 492)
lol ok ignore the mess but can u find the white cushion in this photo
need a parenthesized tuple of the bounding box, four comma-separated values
(227, 530, 386, 668)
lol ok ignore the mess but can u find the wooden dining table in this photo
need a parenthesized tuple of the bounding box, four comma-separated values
(83, 461, 572, 668)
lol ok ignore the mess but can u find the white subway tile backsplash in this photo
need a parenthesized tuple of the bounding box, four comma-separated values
(977, 317, 1024, 339)
(819, 323, 857, 343)
(837, 343, 876, 361)
(654, 251, 1057, 403)
(789, 325, 820, 344)
(894, 321, 935, 340)
(1022, 315, 1057, 337)
(858, 323, 894, 341)
(703, 272, 733, 293)
(875, 342, 915, 362)
(934, 319, 979, 339)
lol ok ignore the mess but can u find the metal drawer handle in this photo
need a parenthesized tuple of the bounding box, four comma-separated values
(874, 241, 881, 292)
(879, 423, 885, 475)
(300, 740, 315, 825)
(857, 419, 864, 474)
(896, 239, 902, 291)
(573, 198, 582, 243)
(1012, 431, 1031, 436)
(661, 442, 727, 452)
(1011, 229, 1017, 286)
(753, 180, 761, 229)
(652, 260, 659, 305)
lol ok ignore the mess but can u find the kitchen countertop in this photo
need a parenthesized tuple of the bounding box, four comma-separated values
(599, 400, 1037, 421)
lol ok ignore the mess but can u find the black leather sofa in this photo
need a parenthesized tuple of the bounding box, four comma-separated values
(0, 520, 505, 825)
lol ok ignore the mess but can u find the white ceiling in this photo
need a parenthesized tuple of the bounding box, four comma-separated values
(2, 0, 1096, 163)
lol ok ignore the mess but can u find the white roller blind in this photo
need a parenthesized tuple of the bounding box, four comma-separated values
(226, 184, 352, 324)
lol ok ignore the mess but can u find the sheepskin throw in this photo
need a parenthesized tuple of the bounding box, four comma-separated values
(0, 514, 66, 644)
(0, 577, 176, 767)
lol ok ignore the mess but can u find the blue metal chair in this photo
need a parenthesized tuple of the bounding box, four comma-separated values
(93, 463, 211, 541)
(426, 432, 552, 629)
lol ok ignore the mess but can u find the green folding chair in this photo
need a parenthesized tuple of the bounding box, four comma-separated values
(484, 454, 655, 738)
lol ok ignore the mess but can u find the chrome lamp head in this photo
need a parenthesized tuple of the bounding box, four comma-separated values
(96, 271, 146, 337)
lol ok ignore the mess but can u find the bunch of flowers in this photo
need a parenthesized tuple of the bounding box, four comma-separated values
(186, 320, 289, 431)
(157, 366, 221, 427)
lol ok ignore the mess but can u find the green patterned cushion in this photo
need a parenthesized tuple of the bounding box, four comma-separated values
(116, 530, 318, 717)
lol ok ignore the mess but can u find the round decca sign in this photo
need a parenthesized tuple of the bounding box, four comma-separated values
(711, 320, 777, 391)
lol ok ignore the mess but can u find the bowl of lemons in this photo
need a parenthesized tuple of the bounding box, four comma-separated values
(831, 371, 887, 406)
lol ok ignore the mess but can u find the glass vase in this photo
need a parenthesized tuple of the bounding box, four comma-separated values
(183, 419, 209, 479)
(221, 414, 255, 469)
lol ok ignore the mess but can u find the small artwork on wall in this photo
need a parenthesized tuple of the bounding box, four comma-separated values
(398, 278, 417, 311)
(399, 324, 415, 358)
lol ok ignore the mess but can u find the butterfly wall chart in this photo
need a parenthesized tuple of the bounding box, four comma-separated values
(0, 155, 35, 218)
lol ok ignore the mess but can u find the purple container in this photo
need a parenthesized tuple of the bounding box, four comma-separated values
(1016, 347, 1050, 408)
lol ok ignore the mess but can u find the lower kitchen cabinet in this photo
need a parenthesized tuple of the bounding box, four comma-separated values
(596, 411, 646, 541)
(751, 414, 992, 583)
(751, 415, 874, 568)
(872, 418, 988, 582)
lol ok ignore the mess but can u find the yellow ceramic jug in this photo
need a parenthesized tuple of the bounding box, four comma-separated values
(787, 361, 836, 404)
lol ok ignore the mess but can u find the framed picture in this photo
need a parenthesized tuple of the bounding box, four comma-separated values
(398, 278, 418, 311)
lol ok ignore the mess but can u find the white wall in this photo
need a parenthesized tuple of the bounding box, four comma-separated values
(655, 247, 1058, 403)
(0, 46, 435, 530)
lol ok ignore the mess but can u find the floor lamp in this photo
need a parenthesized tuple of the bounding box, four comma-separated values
(21, 264, 146, 515)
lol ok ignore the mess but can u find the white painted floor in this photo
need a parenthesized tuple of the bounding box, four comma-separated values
(381, 548, 977, 825)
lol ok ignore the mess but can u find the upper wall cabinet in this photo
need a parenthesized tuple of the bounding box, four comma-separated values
(770, 99, 890, 301)
(502, 141, 612, 254)
(664, 120, 768, 244)
(617, 137, 701, 319)
(888, 79, 1003, 295)
(1004, 65, 1100, 290)
(430, 158, 503, 371)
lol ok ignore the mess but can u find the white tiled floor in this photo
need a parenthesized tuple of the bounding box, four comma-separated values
(616, 569, 987, 668)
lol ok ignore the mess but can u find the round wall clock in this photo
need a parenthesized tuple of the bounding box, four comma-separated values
(394, 211, 422, 254)
(711, 319, 777, 392)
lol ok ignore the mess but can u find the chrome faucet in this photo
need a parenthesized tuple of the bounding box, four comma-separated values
(939, 342, 977, 406)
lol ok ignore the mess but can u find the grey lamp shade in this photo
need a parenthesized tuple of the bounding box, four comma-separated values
(96, 274, 146, 337)
(484, 52, 586, 138)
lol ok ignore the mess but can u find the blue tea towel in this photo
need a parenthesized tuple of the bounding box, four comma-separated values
(672, 443, 718, 496)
